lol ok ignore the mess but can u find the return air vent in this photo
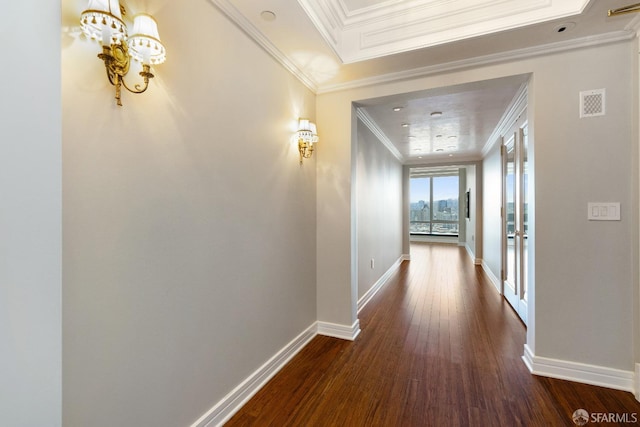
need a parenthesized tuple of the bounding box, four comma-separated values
(580, 89, 605, 118)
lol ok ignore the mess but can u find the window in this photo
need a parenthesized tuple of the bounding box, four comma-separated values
(410, 172, 459, 236)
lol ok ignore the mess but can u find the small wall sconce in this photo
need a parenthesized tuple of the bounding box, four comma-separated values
(81, 0, 166, 106)
(297, 119, 319, 164)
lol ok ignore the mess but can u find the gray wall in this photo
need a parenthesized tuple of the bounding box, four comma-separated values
(62, 1, 317, 426)
(318, 38, 638, 374)
(356, 120, 403, 300)
(1, 2, 62, 426)
(528, 42, 637, 368)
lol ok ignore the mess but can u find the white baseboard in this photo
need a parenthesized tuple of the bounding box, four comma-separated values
(317, 320, 361, 341)
(481, 260, 501, 293)
(464, 244, 481, 265)
(192, 323, 318, 427)
(357, 255, 404, 312)
(523, 344, 635, 394)
(464, 243, 473, 261)
(402, 253, 410, 261)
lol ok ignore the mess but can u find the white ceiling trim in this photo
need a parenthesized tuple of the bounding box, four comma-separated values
(356, 108, 405, 162)
(404, 153, 482, 166)
(296, 0, 343, 60)
(300, 0, 591, 63)
(317, 29, 634, 94)
(410, 165, 464, 178)
(208, 0, 319, 93)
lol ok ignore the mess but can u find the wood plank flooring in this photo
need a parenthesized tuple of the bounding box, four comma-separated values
(226, 243, 640, 426)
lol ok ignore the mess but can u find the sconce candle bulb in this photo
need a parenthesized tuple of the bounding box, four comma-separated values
(296, 118, 319, 164)
(81, 0, 166, 106)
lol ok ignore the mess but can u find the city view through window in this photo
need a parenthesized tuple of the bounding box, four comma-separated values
(410, 175, 459, 236)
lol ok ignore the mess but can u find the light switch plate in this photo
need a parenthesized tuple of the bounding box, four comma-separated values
(588, 203, 620, 221)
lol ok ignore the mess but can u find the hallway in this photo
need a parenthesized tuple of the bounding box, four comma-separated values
(226, 244, 640, 426)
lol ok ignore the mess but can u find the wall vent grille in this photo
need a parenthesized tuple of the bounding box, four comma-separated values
(580, 89, 605, 118)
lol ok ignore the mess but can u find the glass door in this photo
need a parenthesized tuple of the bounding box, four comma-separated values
(502, 124, 528, 324)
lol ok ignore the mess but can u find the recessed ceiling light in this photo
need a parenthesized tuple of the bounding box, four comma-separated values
(401, 123, 409, 127)
(448, 135, 457, 139)
(435, 148, 444, 152)
(260, 10, 277, 21)
(449, 154, 454, 157)
(436, 134, 443, 138)
(393, 106, 403, 112)
(430, 111, 443, 117)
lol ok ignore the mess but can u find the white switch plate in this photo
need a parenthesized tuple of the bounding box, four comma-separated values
(588, 203, 620, 221)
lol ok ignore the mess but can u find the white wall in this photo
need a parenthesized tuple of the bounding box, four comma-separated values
(317, 37, 638, 376)
(458, 168, 467, 245)
(61, 1, 317, 426)
(464, 165, 478, 260)
(316, 100, 359, 327)
(0, 2, 62, 426)
(482, 144, 502, 278)
(402, 166, 412, 257)
(356, 120, 403, 300)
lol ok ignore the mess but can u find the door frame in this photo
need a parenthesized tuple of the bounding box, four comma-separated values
(501, 119, 528, 325)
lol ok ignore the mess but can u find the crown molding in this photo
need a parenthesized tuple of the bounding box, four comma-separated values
(481, 82, 528, 157)
(355, 107, 405, 162)
(301, 0, 591, 64)
(317, 29, 635, 94)
(404, 154, 483, 166)
(208, 0, 318, 93)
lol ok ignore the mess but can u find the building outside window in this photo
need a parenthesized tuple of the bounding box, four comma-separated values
(410, 173, 459, 236)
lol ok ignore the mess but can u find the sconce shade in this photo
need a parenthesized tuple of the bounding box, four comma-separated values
(80, 1, 166, 105)
(128, 14, 166, 65)
(298, 119, 311, 132)
(309, 122, 318, 141)
(81, 0, 127, 45)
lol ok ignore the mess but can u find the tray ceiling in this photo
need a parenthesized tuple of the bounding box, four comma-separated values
(299, 0, 592, 63)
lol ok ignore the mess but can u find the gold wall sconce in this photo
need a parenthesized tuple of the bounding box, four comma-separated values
(296, 119, 318, 164)
(81, 0, 166, 106)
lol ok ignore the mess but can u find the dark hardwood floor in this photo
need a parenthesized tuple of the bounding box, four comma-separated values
(226, 243, 640, 426)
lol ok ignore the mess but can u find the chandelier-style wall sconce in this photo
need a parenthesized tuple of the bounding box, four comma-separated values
(297, 119, 319, 164)
(80, 0, 166, 106)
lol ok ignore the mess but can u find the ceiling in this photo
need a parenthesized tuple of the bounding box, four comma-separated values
(65, 0, 640, 164)
(355, 74, 529, 163)
(209, 0, 638, 164)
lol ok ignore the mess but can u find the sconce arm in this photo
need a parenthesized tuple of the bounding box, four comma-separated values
(120, 64, 155, 94)
(97, 44, 156, 106)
